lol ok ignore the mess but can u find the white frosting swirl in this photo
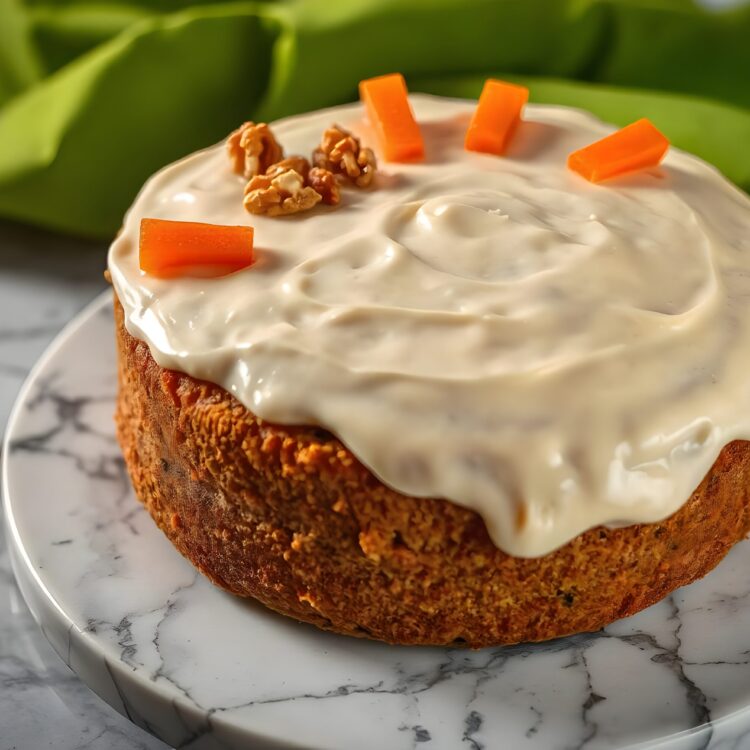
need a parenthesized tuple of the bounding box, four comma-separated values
(108, 95, 750, 557)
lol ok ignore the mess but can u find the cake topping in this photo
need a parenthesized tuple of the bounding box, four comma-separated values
(307, 166, 341, 205)
(265, 156, 312, 181)
(359, 74, 425, 161)
(138, 219, 254, 277)
(313, 125, 377, 188)
(227, 122, 374, 218)
(568, 118, 670, 182)
(243, 168, 322, 217)
(111, 95, 750, 557)
(227, 121, 283, 179)
(464, 79, 529, 155)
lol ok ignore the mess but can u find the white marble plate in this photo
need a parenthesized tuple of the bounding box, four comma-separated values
(5, 292, 750, 750)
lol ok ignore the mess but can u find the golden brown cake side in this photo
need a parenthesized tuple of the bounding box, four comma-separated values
(114, 298, 750, 648)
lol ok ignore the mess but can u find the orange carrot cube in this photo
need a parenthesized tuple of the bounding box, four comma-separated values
(139, 219, 254, 278)
(465, 79, 529, 155)
(568, 119, 670, 183)
(359, 73, 424, 162)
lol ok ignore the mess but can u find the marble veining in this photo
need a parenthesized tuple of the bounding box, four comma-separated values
(5, 292, 750, 749)
(0, 221, 167, 750)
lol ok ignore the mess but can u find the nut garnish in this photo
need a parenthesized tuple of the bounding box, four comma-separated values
(227, 122, 284, 179)
(227, 119, 376, 218)
(313, 125, 377, 188)
(265, 155, 311, 181)
(243, 169, 322, 217)
(308, 167, 340, 205)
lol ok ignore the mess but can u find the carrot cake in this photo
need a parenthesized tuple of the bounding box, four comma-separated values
(108, 92, 750, 647)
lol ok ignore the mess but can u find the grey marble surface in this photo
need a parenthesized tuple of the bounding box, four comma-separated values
(0, 221, 168, 750)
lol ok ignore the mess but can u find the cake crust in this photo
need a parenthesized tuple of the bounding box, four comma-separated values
(114, 298, 750, 647)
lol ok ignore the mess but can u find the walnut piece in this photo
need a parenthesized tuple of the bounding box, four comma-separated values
(308, 167, 340, 205)
(227, 122, 283, 179)
(313, 125, 377, 188)
(264, 157, 338, 206)
(265, 155, 311, 181)
(243, 169, 322, 217)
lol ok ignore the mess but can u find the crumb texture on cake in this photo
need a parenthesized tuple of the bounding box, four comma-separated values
(115, 299, 750, 647)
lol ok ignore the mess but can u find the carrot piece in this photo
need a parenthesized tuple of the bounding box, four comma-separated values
(139, 218, 254, 278)
(568, 119, 670, 183)
(359, 73, 424, 162)
(464, 79, 529, 156)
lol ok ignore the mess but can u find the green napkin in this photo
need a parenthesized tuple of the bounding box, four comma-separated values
(0, 0, 749, 238)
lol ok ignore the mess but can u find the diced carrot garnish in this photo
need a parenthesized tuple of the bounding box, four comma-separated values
(139, 218, 254, 278)
(568, 119, 669, 183)
(464, 79, 529, 156)
(359, 73, 424, 162)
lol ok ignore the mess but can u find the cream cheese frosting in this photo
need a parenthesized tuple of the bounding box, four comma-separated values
(108, 94, 750, 557)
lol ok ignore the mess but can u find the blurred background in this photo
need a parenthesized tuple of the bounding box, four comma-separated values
(0, 0, 748, 748)
(1, 0, 750, 237)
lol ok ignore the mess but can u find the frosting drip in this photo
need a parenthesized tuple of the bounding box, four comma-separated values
(108, 95, 750, 557)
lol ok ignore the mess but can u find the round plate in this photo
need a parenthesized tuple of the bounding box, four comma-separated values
(5, 292, 750, 750)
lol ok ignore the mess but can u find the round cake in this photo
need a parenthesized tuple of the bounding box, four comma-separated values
(109, 94, 750, 647)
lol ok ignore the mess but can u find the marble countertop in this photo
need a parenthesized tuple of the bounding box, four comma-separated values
(0, 221, 168, 750)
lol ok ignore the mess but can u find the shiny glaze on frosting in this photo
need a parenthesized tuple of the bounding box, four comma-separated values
(108, 95, 750, 557)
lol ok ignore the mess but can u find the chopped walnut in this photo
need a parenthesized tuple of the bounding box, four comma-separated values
(227, 121, 283, 179)
(308, 167, 340, 205)
(243, 169, 322, 217)
(262, 157, 338, 206)
(265, 155, 311, 181)
(313, 125, 377, 188)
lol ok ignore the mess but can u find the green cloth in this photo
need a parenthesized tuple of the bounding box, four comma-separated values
(0, 0, 749, 238)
